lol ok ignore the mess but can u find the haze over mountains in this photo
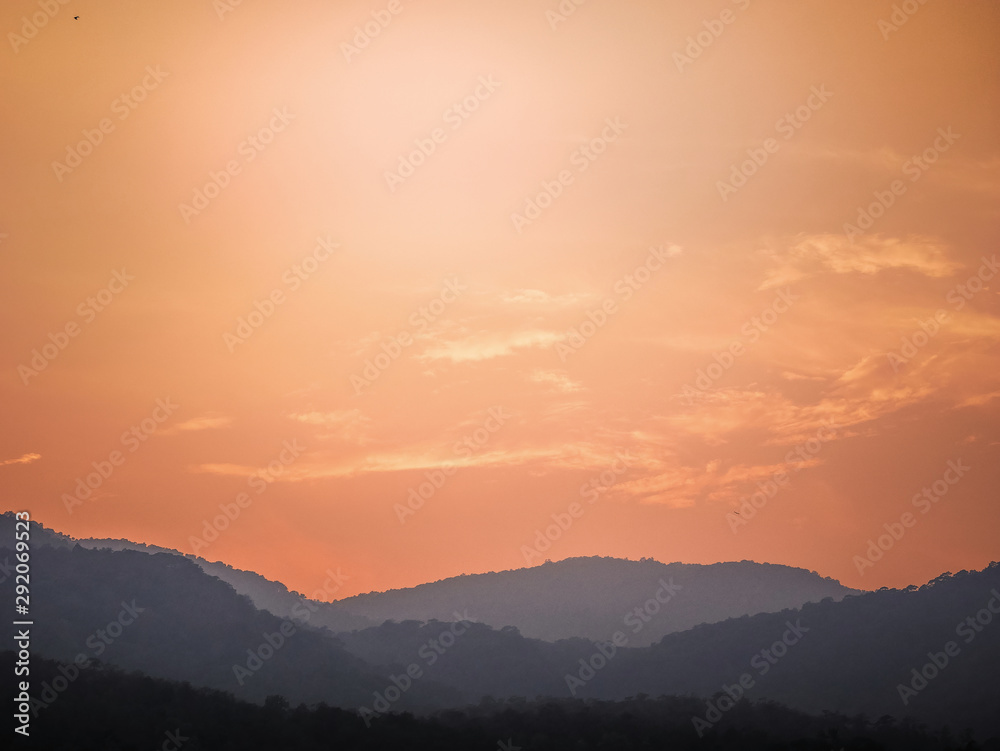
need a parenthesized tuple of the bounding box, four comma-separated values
(333, 557, 858, 646)
(4, 513, 999, 740)
(11, 515, 858, 647)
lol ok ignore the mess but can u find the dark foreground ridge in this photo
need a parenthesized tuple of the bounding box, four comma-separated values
(4, 651, 991, 751)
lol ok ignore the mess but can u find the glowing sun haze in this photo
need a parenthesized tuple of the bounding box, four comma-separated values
(1, 0, 998, 597)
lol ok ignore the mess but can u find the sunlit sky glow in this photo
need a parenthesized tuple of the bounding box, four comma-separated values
(1, 0, 998, 597)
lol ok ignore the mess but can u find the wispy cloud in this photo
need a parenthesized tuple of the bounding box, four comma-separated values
(758, 234, 960, 290)
(288, 408, 374, 443)
(0, 453, 40, 468)
(958, 390, 1000, 408)
(417, 329, 562, 363)
(526, 369, 585, 393)
(621, 456, 825, 508)
(499, 289, 593, 306)
(191, 444, 563, 482)
(161, 414, 232, 435)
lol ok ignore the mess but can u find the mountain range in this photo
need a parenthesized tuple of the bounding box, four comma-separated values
(18, 515, 860, 648)
(3, 512, 998, 740)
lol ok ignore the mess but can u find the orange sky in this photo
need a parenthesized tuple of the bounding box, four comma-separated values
(2, 0, 998, 598)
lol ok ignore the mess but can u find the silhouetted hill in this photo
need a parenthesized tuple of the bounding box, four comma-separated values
(0, 512, 75, 548)
(0, 513, 375, 633)
(327, 563, 1000, 738)
(334, 618, 582, 701)
(565, 563, 1000, 738)
(0, 542, 457, 710)
(333, 555, 860, 646)
(80, 539, 376, 633)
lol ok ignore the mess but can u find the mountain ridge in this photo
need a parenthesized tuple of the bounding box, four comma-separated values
(2, 514, 998, 737)
(330, 554, 862, 646)
(3, 513, 861, 646)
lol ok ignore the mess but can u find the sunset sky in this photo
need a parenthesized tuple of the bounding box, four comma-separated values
(2, 0, 998, 598)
